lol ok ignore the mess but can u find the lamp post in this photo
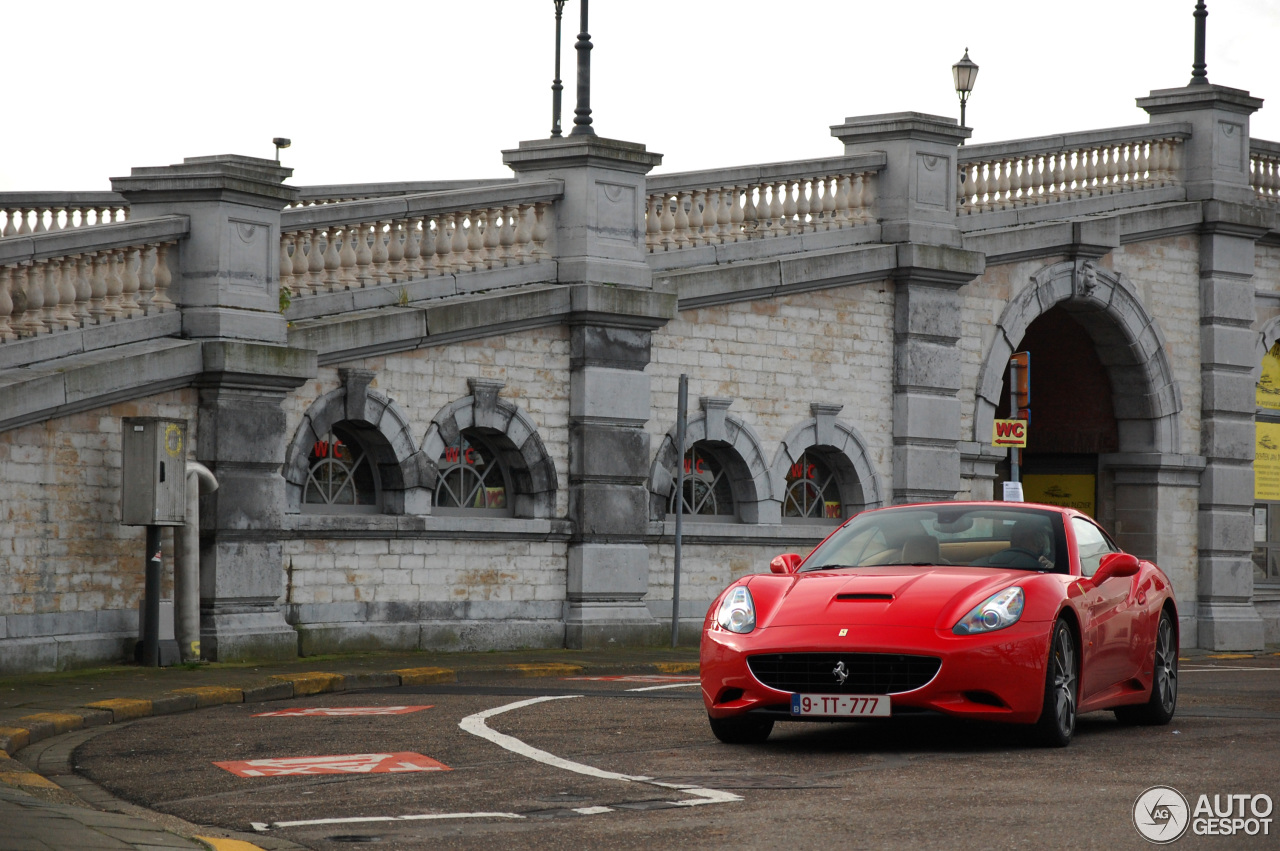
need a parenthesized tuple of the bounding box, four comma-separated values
(272, 137, 291, 163)
(570, 0, 595, 136)
(952, 48, 978, 144)
(551, 0, 567, 136)
(1190, 1, 1209, 86)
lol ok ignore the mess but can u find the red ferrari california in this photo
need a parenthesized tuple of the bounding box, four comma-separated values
(701, 501, 1178, 747)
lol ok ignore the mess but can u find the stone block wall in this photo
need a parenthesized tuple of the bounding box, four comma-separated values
(0, 390, 197, 673)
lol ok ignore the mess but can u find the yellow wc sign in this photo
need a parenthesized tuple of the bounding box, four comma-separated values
(992, 419, 1028, 448)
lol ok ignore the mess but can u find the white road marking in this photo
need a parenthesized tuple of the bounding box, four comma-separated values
(459, 694, 742, 808)
(1181, 665, 1280, 672)
(625, 682, 702, 692)
(259, 812, 525, 830)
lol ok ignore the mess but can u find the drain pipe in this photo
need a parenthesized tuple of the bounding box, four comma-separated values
(174, 461, 217, 662)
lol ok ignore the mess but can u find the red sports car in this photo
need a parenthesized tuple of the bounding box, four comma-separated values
(701, 501, 1178, 747)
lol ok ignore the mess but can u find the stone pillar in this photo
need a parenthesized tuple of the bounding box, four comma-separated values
(504, 137, 674, 646)
(1139, 86, 1269, 649)
(890, 245, 985, 503)
(116, 155, 317, 660)
(112, 155, 299, 342)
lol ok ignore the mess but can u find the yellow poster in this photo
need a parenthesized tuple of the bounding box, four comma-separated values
(1259, 343, 1280, 410)
(1256, 422, 1280, 501)
(1022, 474, 1096, 517)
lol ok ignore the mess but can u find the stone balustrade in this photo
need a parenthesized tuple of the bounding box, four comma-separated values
(0, 217, 187, 344)
(644, 154, 886, 252)
(1253, 141, 1280, 205)
(958, 123, 1191, 215)
(0, 193, 129, 237)
(278, 181, 562, 297)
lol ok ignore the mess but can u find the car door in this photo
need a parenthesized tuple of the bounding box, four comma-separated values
(1073, 517, 1136, 698)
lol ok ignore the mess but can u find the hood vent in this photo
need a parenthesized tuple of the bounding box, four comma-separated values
(835, 593, 894, 602)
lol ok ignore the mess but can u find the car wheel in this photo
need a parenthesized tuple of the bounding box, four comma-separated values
(1115, 609, 1178, 726)
(1033, 619, 1077, 747)
(708, 714, 774, 744)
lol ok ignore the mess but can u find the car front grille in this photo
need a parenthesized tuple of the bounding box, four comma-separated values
(747, 652, 942, 695)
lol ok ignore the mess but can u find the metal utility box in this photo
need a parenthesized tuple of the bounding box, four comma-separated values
(121, 418, 187, 526)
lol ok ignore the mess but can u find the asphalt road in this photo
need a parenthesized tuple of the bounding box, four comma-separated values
(62, 661, 1280, 850)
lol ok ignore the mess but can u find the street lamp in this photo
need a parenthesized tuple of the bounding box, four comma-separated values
(273, 137, 291, 163)
(550, 0, 567, 136)
(952, 48, 979, 143)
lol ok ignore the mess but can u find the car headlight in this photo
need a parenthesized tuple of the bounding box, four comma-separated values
(716, 586, 756, 634)
(953, 586, 1024, 635)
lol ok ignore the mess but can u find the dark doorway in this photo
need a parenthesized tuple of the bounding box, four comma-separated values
(996, 308, 1119, 516)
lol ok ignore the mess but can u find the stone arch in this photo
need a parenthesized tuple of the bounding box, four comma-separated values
(420, 378, 557, 518)
(972, 259, 1183, 455)
(648, 397, 775, 523)
(769, 404, 885, 519)
(284, 368, 432, 514)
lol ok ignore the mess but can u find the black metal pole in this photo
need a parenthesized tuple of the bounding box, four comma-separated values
(959, 98, 967, 145)
(551, 0, 566, 136)
(570, 0, 595, 136)
(142, 526, 162, 667)
(672, 374, 687, 648)
(1190, 1, 1208, 86)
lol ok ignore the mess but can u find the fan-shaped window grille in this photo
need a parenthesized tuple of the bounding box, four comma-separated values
(435, 432, 509, 513)
(304, 425, 378, 511)
(668, 443, 735, 517)
(784, 450, 842, 520)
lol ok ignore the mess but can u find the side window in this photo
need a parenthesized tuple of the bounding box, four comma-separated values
(1072, 517, 1118, 577)
(668, 442, 735, 518)
(783, 450, 843, 522)
(434, 431, 511, 514)
(304, 425, 379, 512)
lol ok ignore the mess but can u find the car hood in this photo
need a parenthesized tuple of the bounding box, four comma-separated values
(750, 566, 1030, 631)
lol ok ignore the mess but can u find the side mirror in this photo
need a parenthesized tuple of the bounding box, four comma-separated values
(1093, 552, 1140, 583)
(770, 553, 804, 574)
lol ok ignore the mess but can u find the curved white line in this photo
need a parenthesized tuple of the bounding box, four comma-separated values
(625, 682, 702, 692)
(458, 695, 742, 807)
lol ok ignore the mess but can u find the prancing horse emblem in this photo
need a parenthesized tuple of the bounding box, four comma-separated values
(833, 661, 849, 685)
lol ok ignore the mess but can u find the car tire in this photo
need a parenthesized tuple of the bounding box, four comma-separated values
(1033, 618, 1077, 747)
(708, 714, 774, 744)
(1114, 609, 1178, 726)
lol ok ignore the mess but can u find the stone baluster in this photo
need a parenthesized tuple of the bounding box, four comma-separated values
(153, 243, 174, 310)
(354, 223, 374, 286)
(1052, 151, 1067, 201)
(781, 180, 799, 233)
(403, 219, 422, 278)
(0, 265, 14, 341)
(291, 231, 310, 291)
(861, 172, 876, 222)
(768, 181, 785, 236)
(795, 178, 812, 231)
(307, 229, 327, 290)
(688, 190, 706, 247)
(319, 226, 340, 291)
(338, 225, 358, 287)
(278, 236, 294, 291)
(703, 189, 722, 244)
(658, 195, 675, 250)
(136, 247, 156, 314)
(478, 211, 497, 269)
(833, 175, 851, 227)
(88, 253, 107, 320)
(432, 216, 452, 273)
(845, 174, 862, 223)
(723, 186, 740, 241)
(499, 206, 517, 266)
(742, 185, 760, 237)
(971, 162, 988, 212)
(467, 213, 486, 272)
(370, 221, 389, 283)
(120, 248, 142, 316)
(70, 254, 91, 323)
(16, 208, 32, 235)
(514, 205, 534, 263)
(1136, 141, 1152, 188)
(532, 203, 551, 260)
(674, 192, 691, 248)
(42, 258, 64, 328)
(387, 221, 406, 280)
(31, 209, 47, 234)
(446, 213, 466, 272)
(645, 195, 661, 252)
(997, 159, 1012, 209)
(1085, 147, 1100, 196)
(102, 250, 124, 318)
(24, 262, 47, 333)
(11, 264, 33, 335)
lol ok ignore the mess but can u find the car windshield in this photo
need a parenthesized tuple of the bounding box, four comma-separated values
(802, 505, 1067, 572)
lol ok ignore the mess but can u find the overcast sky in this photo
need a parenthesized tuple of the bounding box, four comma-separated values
(3, 1, 1278, 191)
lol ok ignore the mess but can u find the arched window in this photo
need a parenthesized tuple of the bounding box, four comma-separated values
(668, 442, 735, 518)
(304, 424, 379, 512)
(783, 449, 843, 521)
(434, 431, 511, 514)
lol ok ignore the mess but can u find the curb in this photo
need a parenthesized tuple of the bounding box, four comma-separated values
(0, 658, 700, 759)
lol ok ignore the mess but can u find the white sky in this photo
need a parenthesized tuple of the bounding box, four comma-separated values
(3, 1, 1278, 191)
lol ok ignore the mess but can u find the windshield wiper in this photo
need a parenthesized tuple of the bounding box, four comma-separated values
(799, 563, 859, 572)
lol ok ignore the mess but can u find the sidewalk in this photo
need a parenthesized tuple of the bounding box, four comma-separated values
(0, 646, 700, 851)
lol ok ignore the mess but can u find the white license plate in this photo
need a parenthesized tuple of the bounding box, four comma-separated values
(790, 693, 891, 717)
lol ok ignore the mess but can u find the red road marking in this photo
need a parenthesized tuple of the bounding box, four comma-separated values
(252, 706, 433, 717)
(562, 675, 698, 683)
(214, 752, 450, 777)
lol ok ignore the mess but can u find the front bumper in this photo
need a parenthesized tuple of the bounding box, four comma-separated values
(701, 621, 1052, 725)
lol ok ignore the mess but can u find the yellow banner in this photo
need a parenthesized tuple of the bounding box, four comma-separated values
(1256, 422, 1280, 501)
(1022, 474, 1096, 517)
(1259, 343, 1280, 410)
